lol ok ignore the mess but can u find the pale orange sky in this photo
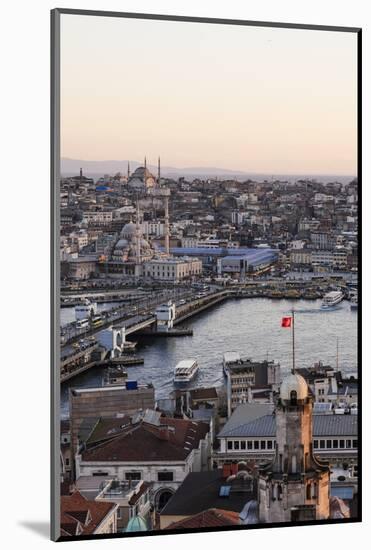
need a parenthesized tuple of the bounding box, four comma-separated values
(60, 14, 357, 175)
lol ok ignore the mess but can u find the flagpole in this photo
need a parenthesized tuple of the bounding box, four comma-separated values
(292, 308, 295, 373)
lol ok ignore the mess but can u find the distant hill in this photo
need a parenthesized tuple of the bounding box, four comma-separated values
(61, 157, 354, 184)
(61, 157, 252, 179)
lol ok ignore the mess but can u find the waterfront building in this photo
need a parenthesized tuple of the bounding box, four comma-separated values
(75, 412, 211, 512)
(258, 373, 330, 523)
(296, 364, 358, 409)
(223, 354, 280, 417)
(60, 490, 118, 536)
(144, 256, 202, 282)
(217, 250, 277, 278)
(290, 249, 312, 268)
(67, 256, 97, 280)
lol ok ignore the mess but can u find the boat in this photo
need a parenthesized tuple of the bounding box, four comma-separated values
(174, 359, 199, 385)
(350, 293, 358, 310)
(321, 291, 343, 309)
(75, 299, 98, 321)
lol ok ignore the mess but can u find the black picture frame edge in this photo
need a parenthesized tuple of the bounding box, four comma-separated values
(50, 7, 362, 543)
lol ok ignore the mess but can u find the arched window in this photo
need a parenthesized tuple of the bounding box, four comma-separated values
(290, 390, 297, 405)
(306, 483, 311, 500)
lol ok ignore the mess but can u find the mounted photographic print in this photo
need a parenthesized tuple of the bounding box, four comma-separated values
(51, 9, 361, 541)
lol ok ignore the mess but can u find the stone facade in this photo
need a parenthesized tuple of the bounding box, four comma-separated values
(258, 373, 330, 523)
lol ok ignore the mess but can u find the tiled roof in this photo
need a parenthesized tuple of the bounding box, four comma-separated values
(81, 418, 209, 463)
(165, 508, 240, 530)
(60, 491, 116, 536)
(218, 414, 357, 438)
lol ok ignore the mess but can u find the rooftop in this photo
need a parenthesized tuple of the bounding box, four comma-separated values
(60, 491, 116, 537)
(218, 412, 358, 439)
(160, 470, 256, 517)
(165, 508, 241, 530)
(81, 417, 209, 463)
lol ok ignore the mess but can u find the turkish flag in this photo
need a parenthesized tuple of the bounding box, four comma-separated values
(281, 316, 292, 328)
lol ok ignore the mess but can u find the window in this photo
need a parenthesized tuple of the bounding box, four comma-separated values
(125, 472, 141, 481)
(247, 441, 252, 450)
(261, 441, 266, 450)
(240, 441, 246, 450)
(346, 440, 352, 449)
(227, 441, 233, 450)
(254, 440, 259, 450)
(353, 439, 358, 448)
(290, 390, 297, 405)
(158, 471, 174, 482)
(65, 458, 70, 466)
(339, 440, 345, 449)
(319, 440, 325, 449)
(117, 508, 122, 519)
(313, 440, 318, 449)
(267, 440, 273, 450)
(333, 440, 339, 449)
(326, 440, 332, 449)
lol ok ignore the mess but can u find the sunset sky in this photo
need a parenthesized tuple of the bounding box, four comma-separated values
(60, 14, 357, 175)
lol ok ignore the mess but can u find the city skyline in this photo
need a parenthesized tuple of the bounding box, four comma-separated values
(61, 14, 357, 176)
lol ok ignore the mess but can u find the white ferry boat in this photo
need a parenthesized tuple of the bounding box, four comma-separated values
(75, 299, 98, 321)
(174, 359, 199, 385)
(321, 291, 343, 309)
(350, 293, 358, 310)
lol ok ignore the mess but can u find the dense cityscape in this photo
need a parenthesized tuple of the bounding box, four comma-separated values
(59, 160, 358, 537)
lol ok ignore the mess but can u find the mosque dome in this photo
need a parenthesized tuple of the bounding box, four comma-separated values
(280, 372, 308, 402)
(120, 222, 137, 238)
(125, 515, 148, 533)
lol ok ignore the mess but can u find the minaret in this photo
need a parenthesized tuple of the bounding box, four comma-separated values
(144, 156, 147, 188)
(135, 198, 141, 272)
(127, 161, 130, 180)
(164, 195, 170, 255)
(158, 156, 161, 187)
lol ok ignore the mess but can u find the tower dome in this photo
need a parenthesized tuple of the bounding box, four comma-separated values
(280, 372, 308, 402)
(125, 515, 148, 532)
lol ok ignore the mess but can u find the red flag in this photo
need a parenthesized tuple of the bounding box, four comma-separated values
(281, 316, 292, 328)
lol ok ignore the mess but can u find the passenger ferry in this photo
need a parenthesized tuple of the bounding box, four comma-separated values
(174, 359, 199, 385)
(75, 299, 98, 321)
(321, 291, 343, 309)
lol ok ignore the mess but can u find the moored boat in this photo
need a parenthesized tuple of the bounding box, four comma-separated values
(321, 291, 343, 309)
